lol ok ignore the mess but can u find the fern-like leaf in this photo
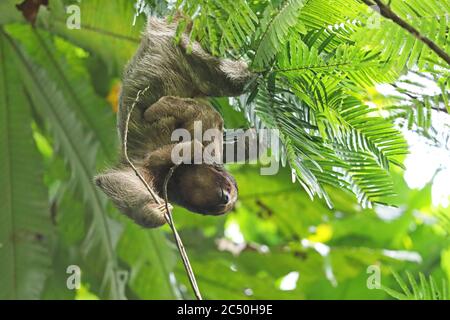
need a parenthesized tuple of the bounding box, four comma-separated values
(252, 0, 306, 68)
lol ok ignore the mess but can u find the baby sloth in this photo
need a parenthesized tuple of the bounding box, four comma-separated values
(95, 17, 255, 228)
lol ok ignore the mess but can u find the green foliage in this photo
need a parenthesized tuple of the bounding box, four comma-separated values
(354, 0, 450, 70)
(176, 0, 258, 56)
(174, 0, 429, 207)
(0, 0, 449, 300)
(117, 224, 177, 299)
(6, 25, 117, 163)
(42, 0, 144, 75)
(383, 271, 449, 300)
(0, 0, 24, 24)
(252, 0, 306, 68)
(0, 31, 53, 299)
(4, 31, 125, 298)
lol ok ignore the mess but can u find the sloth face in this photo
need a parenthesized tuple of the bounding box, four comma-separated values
(168, 164, 237, 215)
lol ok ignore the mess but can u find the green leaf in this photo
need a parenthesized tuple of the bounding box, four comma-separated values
(6, 25, 117, 164)
(0, 0, 25, 24)
(40, 0, 143, 75)
(176, 0, 257, 56)
(2, 29, 124, 299)
(117, 223, 177, 299)
(383, 271, 450, 300)
(252, 0, 306, 68)
(352, 0, 450, 69)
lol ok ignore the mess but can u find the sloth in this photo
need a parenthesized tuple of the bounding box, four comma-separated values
(94, 17, 256, 228)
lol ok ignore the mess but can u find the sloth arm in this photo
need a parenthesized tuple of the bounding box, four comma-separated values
(144, 96, 267, 164)
(144, 96, 224, 164)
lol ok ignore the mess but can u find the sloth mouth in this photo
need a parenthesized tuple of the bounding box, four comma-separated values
(187, 189, 237, 216)
(192, 205, 232, 216)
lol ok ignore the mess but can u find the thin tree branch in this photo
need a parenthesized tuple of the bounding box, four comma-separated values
(392, 83, 448, 114)
(163, 166, 202, 300)
(122, 87, 161, 204)
(361, 0, 450, 65)
(123, 87, 203, 300)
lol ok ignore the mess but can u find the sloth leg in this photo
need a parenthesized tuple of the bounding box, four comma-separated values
(94, 167, 169, 228)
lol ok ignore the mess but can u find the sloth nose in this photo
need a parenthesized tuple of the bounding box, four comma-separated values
(221, 190, 230, 204)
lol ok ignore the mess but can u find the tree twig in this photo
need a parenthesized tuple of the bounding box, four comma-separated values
(361, 0, 450, 65)
(391, 83, 448, 114)
(122, 87, 203, 300)
(163, 166, 202, 300)
(122, 87, 161, 204)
